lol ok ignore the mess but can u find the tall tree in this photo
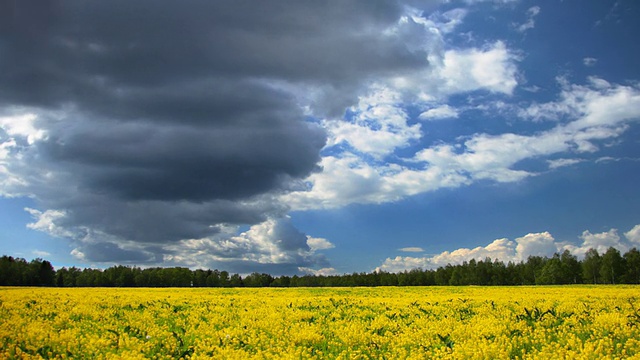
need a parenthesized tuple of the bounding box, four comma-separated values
(57, 267, 81, 287)
(449, 266, 463, 286)
(219, 271, 230, 287)
(623, 248, 640, 284)
(524, 256, 545, 285)
(229, 273, 243, 287)
(600, 247, 625, 284)
(464, 259, 479, 285)
(490, 261, 507, 285)
(38, 260, 56, 286)
(0, 256, 20, 286)
(206, 270, 221, 287)
(193, 269, 209, 287)
(537, 254, 562, 285)
(560, 250, 581, 284)
(582, 248, 601, 284)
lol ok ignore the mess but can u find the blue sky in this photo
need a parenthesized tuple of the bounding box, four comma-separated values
(1, 0, 639, 275)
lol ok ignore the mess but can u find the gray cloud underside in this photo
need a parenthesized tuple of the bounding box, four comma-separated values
(55, 196, 286, 244)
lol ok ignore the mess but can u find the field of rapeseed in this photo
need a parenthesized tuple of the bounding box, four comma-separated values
(1, 286, 639, 359)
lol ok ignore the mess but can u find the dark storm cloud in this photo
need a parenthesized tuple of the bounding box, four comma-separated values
(38, 101, 324, 201)
(48, 195, 286, 244)
(1, 0, 429, 202)
(73, 242, 159, 263)
(2, 0, 423, 108)
(1, 0, 433, 266)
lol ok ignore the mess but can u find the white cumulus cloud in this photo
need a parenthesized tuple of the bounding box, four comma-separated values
(323, 86, 421, 159)
(286, 74, 640, 212)
(307, 236, 335, 251)
(376, 225, 640, 273)
(0, 113, 47, 145)
(437, 41, 519, 95)
(514, 232, 559, 262)
(625, 225, 640, 244)
(419, 105, 459, 120)
(563, 229, 627, 257)
(26, 208, 77, 239)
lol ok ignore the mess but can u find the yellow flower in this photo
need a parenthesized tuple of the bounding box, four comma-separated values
(0, 286, 639, 359)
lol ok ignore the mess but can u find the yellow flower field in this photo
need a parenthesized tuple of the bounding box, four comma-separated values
(1, 286, 639, 359)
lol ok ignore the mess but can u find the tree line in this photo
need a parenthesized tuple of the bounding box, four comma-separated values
(1, 247, 639, 287)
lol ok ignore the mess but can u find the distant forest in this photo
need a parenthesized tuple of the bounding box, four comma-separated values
(2, 247, 640, 287)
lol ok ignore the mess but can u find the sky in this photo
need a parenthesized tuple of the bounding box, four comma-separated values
(1, 0, 640, 276)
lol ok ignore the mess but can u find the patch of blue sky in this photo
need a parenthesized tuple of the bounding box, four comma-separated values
(0, 197, 70, 265)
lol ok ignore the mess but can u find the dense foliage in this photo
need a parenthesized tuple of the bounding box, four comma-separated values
(2, 287, 640, 358)
(2, 247, 639, 287)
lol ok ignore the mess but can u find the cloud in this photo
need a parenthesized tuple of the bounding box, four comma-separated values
(581, 229, 622, 249)
(398, 247, 425, 252)
(0, 1, 439, 270)
(283, 38, 522, 210)
(298, 267, 339, 276)
(282, 152, 470, 210)
(32, 250, 51, 258)
(1, 1, 421, 111)
(376, 256, 430, 273)
(376, 226, 640, 273)
(18, 91, 325, 204)
(160, 217, 333, 275)
(522, 85, 542, 93)
(289, 75, 640, 211)
(2, 2, 528, 228)
(514, 232, 558, 262)
(463, 0, 518, 4)
(419, 105, 459, 120)
(625, 225, 640, 244)
(547, 158, 584, 169)
(583, 57, 598, 67)
(25, 208, 77, 239)
(323, 86, 421, 159)
(0, 113, 46, 145)
(436, 41, 519, 95)
(376, 237, 520, 273)
(423, 8, 469, 35)
(562, 229, 628, 257)
(71, 242, 157, 263)
(307, 237, 336, 251)
(319, 40, 519, 161)
(3, 1, 640, 275)
(514, 6, 541, 33)
(415, 133, 545, 183)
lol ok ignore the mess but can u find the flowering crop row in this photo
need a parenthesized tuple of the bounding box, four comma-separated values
(1, 286, 639, 359)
